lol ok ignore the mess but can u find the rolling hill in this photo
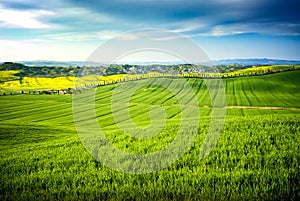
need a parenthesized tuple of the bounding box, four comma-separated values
(0, 71, 299, 200)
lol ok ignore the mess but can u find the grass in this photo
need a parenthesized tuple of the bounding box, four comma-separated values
(0, 71, 299, 200)
(225, 65, 300, 77)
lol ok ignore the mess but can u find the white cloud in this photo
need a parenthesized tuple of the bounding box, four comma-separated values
(0, 39, 95, 61)
(0, 4, 55, 29)
(56, 7, 113, 23)
(171, 25, 203, 33)
(45, 30, 121, 41)
(167, 18, 207, 33)
(201, 23, 300, 37)
(96, 31, 121, 40)
(210, 25, 245, 36)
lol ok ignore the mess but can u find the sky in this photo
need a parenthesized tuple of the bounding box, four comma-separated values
(0, 0, 300, 62)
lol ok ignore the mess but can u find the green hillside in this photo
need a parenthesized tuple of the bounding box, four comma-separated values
(0, 71, 299, 200)
(224, 70, 300, 107)
(94, 70, 300, 109)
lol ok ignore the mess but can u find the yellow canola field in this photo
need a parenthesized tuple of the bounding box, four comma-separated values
(226, 65, 300, 77)
(0, 70, 20, 77)
(0, 70, 20, 83)
(0, 72, 151, 92)
(1, 76, 76, 91)
(1, 66, 299, 92)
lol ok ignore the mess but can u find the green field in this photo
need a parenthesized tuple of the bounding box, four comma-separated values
(0, 71, 299, 200)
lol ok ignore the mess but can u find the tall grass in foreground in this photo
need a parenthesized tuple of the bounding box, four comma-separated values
(0, 71, 299, 200)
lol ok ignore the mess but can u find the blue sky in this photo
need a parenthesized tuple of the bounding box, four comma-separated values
(0, 0, 299, 61)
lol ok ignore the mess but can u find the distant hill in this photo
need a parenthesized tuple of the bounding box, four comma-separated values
(1, 58, 299, 67)
(1, 59, 299, 78)
(213, 58, 300, 66)
(17, 61, 103, 67)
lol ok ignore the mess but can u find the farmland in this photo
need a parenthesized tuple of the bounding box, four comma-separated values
(0, 62, 299, 95)
(0, 70, 300, 200)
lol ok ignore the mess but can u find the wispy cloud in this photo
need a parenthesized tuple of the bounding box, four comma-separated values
(208, 23, 300, 37)
(170, 22, 206, 34)
(0, 4, 55, 29)
(55, 6, 114, 25)
(45, 30, 121, 41)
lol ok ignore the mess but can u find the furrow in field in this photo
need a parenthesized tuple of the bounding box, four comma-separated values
(162, 79, 187, 105)
(196, 79, 210, 106)
(148, 79, 174, 104)
(0, 101, 48, 113)
(191, 78, 204, 97)
(0, 103, 69, 120)
(231, 79, 238, 106)
(32, 114, 73, 125)
(117, 79, 157, 103)
(245, 79, 260, 106)
(130, 79, 172, 104)
(240, 79, 251, 106)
